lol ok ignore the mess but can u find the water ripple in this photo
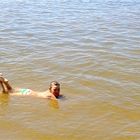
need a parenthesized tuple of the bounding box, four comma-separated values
(0, 0, 140, 140)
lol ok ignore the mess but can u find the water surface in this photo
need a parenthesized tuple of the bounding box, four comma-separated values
(0, 0, 140, 140)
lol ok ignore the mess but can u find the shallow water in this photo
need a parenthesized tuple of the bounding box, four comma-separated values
(0, 0, 140, 140)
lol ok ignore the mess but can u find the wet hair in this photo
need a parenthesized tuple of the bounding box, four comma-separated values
(49, 81, 60, 98)
(49, 81, 60, 88)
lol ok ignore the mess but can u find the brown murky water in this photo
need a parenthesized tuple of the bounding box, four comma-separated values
(0, 0, 140, 140)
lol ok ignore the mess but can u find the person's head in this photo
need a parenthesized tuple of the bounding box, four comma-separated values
(49, 81, 60, 98)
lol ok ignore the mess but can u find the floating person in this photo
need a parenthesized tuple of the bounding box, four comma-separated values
(0, 74, 61, 101)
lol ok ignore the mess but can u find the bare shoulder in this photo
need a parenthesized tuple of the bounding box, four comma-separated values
(34, 90, 51, 98)
(45, 90, 54, 98)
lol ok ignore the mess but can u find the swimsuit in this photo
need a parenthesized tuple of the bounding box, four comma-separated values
(20, 88, 32, 95)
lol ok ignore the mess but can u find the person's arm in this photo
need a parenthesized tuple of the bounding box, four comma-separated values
(46, 94, 57, 100)
(50, 93, 58, 100)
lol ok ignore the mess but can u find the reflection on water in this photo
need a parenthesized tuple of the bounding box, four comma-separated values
(0, 93, 9, 107)
(49, 99, 59, 109)
(0, 93, 9, 116)
(0, 0, 140, 140)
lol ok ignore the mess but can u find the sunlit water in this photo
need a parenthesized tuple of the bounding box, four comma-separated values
(0, 0, 140, 140)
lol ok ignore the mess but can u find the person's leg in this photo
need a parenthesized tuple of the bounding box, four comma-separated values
(0, 80, 8, 93)
(3, 78, 13, 91)
(0, 75, 13, 93)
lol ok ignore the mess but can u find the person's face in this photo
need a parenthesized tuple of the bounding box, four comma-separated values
(50, 82, 60, 97)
